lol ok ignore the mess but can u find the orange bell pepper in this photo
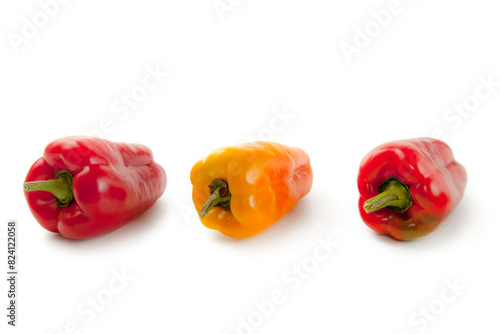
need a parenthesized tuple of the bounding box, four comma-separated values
(190, 141, 313, 238)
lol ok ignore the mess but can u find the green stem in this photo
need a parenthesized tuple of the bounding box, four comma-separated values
(23, 170, 74, 207)
(363, 178, 412, 214)
(199, 179, 231, 218)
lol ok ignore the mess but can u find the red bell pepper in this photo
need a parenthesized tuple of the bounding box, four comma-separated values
(357, 138, 467, 240)
(23, 136, 166, 239)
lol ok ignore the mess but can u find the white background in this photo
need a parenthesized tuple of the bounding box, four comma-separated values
(1, 1, 500, 333)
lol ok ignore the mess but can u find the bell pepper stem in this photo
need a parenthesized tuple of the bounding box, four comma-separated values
(363, 178, 412, 214)
(23, 170, 74, 207)
(199, 179, 231, 218)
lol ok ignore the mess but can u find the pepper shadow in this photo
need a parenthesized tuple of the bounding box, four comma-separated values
(210, 189, 334, 247)
(47, 197, 171, 249)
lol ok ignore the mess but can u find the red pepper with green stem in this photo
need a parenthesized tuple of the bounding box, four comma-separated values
(23, 136, 166, 239)
(358, 138, 467, 240)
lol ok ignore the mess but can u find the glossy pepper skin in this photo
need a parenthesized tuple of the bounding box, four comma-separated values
(191, 141, 313, 238)
(24, 136, 166, 239)
(358, 138, 467, 240)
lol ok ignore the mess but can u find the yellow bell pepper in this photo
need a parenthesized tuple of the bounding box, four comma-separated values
(190, 141, 313, 238)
